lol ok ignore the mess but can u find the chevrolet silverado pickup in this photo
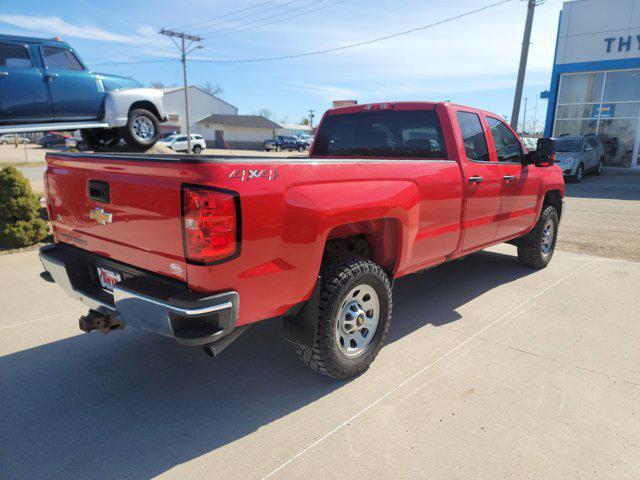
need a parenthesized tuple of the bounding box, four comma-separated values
(0, 34, 166, 150)
(40, 102, 564, 379)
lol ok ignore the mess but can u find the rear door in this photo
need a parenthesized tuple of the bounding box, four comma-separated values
(455, 110, 503, 251)
(0, 41, 51, 122)
(40, 45, 101, 120)
(485, 116, 541, 240)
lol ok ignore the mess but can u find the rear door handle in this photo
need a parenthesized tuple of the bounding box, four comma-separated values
(46, 73, 59, 81)
(503, 175, 517, 182)
(468, 176, 483, 184)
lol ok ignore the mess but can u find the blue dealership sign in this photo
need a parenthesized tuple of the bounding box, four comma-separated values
(591, 104, 615, 118)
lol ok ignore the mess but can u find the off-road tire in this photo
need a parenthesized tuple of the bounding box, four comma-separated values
(293, 256, 392, 379)
(122, 108, 160, 152)
(517, 205, 559, 269)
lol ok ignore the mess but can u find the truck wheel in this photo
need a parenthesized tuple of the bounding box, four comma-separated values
(294, 256, 392, 379)
(192, 145, 202, 154)
(517, 205, 559, 269)
(572, 163, 584, 183)
(122, 108, 160, 151)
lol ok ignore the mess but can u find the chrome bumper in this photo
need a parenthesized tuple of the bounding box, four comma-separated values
(39, 244, 239, 346)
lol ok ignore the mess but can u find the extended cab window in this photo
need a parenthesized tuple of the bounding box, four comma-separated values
(0, 42, 32, 67)
(486, 117, 523, 163)
(42, 46, 84, 71)
(313, 109, 446, 158)
(456, 111, 489, 162)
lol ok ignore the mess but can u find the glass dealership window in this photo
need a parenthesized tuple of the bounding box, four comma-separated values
(554, 69, 640, 168)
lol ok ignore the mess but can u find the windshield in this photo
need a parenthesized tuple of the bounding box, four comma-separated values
(313, 109, 446, 158)
(556, 139, 582, 152)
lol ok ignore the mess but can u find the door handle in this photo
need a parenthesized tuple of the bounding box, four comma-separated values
(468, 176, 484, 184)
(0, 71, 8, 78)
(46, 73, 59, 81)
(503, 175, 517, 182)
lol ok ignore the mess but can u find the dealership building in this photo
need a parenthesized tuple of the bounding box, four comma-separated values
(545, 0, 640, 169)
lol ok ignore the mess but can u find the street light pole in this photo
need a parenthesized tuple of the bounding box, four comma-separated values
(160, 29, 203, 154)
(510, 0, 543, 132)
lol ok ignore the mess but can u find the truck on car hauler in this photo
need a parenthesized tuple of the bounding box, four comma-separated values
(40, 101, 564, 379)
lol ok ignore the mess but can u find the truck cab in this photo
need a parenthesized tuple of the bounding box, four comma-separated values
(0, 34, 166, 150)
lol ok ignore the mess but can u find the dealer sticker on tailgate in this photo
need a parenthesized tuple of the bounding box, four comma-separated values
(96, 267, 121, 292)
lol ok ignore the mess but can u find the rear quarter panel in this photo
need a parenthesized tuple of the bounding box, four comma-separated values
(181, 159, 462, 325)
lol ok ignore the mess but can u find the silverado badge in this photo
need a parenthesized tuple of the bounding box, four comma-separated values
(89, 207, 113, 225)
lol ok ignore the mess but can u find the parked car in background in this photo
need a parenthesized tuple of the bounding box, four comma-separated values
(555, 134, 605, 182)
(38, 133, 69, 148)
(0, 34, 166, 151)
(264, 135, 306, 152)
(161, 133, 206, 154)
(521, 137, 538, 151)
(65, 132, 87, 151)
(0, 133, 29, 144)
(161, 131, 178, 140)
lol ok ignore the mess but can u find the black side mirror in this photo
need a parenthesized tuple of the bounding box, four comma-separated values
(524, 137, 556, 167)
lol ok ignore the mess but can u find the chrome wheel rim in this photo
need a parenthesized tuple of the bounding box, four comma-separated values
(132, 116, 155, 141)
(335, 284, 380, 358)
(577, 166, 583, 181)
(541, 218, 555, 256)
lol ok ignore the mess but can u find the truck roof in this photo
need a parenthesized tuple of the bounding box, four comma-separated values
(0, 33, 72, 48)
(326, 101, 501, 119)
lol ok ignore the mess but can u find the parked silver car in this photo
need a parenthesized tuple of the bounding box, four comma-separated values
(554, 134, 605, 182)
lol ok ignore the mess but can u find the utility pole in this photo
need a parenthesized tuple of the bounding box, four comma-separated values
(160, 29, 203, 154)
(308, 109, 315, 130)
(510, 0, 543, 132)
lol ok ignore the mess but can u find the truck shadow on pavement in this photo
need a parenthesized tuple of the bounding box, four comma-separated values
(564, 173, 640, 201)
(0, 249, 534, 479)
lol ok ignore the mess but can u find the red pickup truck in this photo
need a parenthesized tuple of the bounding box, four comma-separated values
(40, 102, 564, 379)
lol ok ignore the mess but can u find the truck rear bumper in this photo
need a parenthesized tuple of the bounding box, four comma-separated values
(39, 244, 239, 346)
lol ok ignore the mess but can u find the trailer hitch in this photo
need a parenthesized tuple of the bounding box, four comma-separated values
(79, 309, 125, 334)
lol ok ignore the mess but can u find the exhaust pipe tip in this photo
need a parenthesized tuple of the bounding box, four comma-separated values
(202, 325, 250, 358)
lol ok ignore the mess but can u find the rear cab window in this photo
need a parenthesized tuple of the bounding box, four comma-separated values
(313, 109, 446, 158)
(0, 42, 33, 68)
(456, 111, 490, 162)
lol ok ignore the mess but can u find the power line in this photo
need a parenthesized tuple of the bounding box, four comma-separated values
(89, 0, 513, 67)
(175, 0, 284, 31)
(194, 0, 514, 62)
(199, 0, 342, 38)
(182, 0, 303, 34)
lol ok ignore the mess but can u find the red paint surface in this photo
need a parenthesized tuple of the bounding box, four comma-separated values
(45, 102, 564, 326)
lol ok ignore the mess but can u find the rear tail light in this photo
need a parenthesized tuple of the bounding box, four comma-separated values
(182, 186, 239, 264)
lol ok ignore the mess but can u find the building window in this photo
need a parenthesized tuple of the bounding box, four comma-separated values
(554, 69, 640, 168)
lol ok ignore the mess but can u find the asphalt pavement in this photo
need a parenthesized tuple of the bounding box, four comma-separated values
(1, 244, 638, 479)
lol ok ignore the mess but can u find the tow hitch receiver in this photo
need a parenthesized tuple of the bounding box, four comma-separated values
(79, 310, 125, 334)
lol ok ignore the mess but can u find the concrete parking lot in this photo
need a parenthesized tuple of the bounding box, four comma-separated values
(1, 243, 639, 479)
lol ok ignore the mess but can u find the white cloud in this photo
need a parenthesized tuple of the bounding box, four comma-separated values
(0, 14, 135, 43)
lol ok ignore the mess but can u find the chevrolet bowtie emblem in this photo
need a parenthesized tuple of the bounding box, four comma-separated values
(89, 207, 113, 225)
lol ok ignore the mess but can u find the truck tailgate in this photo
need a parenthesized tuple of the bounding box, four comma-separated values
(45, 153, 187, 281)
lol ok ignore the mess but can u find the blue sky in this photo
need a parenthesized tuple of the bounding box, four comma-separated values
(0, 0, 564, 128)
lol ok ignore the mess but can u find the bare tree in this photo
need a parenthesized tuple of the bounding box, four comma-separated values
(299, 117, 310, 126)
(149, 81, 166, 89)
(254, 108, 274, 119)
(200, 81, 224, 96)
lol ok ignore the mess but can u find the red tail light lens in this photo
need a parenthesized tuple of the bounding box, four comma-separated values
(182, 186, 239, 263)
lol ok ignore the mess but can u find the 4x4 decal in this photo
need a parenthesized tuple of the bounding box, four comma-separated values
(228, 169, 278, 181)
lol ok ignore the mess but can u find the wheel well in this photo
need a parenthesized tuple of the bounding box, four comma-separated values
(129, 100, 160, 119)
(324, 218, 400, 275)
(543, 190, 563, 220)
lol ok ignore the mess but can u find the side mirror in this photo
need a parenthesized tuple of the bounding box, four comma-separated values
(524, 137, 556, 167)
